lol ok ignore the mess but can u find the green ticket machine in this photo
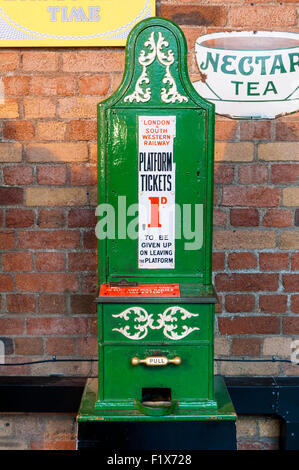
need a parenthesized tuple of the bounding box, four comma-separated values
(78, 17, 236, 449)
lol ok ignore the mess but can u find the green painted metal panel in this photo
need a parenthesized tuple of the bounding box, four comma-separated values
(97, 17, 215, 286)
(103, 345, 211, 402)
(102, 303, 212, 343)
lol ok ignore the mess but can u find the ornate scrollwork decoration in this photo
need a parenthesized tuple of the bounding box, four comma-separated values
(112, 306, 199, 341)
(124, 31, 188, 104)
(124, 31, 156, 103)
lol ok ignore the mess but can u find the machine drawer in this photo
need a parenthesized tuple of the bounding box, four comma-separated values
(102, 344, 212, 402)
(101, 303, 213, 343)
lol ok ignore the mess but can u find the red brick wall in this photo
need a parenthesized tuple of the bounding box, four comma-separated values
(0, 1, 298, 376)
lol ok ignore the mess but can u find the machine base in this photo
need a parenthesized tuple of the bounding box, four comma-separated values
(77, 376, 237, 450)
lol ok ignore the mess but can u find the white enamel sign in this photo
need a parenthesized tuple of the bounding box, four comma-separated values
(138, 116, 176, 269)
(193, 31, 299, 119)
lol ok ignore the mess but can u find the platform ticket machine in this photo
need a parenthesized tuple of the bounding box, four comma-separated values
(78, 18, 236, 439)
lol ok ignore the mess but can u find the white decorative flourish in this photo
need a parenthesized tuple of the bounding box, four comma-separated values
(124, 32, 156, 103)
(156, 32, 188, 104)
(112, 306, 199, 341)
(124, 31, 188, 104)
(112, 307, 153, 340)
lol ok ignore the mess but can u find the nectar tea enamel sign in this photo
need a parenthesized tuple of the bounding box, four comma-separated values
(0, 0, 155, 46)
(193, 31, 299, 119)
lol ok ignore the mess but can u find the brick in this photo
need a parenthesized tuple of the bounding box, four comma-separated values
(90, 317, 98, 335)
(79, 75, 110, 96)
(228, 252, 257, 270)
(24, 98, 56, 119)
(14, 338, 43, 355)
(214, 164, 234, 184)
(62, 51, 124, 73)
(230, 209, 259, 227)
(0, 98, 19, 119)
(26, 188, 88, 206)
(283, 188, 299, 206)
(240, 121, 271, 141)
(291, 295, 299, 314)
(259, 295, 287, 313)
(212, 252, 225, 271)
(77, 336, 97, 355)
(68, 252, 97, 272)
(215, 119, 238, 140)
(215, 143, 254, 162)
(215, 273, 278, 292)
(83, 231, 97, 249)
(218, 316, 280, 335)
(26, 317, 87, 335)
(214, 230, 276, 249)
(283, 318, 299, 334)
(232, 338, 261, 356)
(36, 122, 66, 141)
(0, 143, 22, 162)
(180, 25, 206, 51)
(3, 252, 33, 272)
(259, 252, 289, 271)
(236, 417, 257, 438)
(282, 274, 299, 292)
(58, 97, 99, 119)
(31, 75, 76, 96)
(111, 73, 123, 93)
(280, 232, 299, 249)
(263, 337, 292, 356)
(238, 439, 279, 451)
(68, 209, 96, 228)
(238, 165, 268, 184)
(0, 231, 14, 249)
(213, 209, 227, 226)
(38, 294, 66, 314)
(0, 52, 19, 71)
(22, 52, 58, 72)
(220, 360, 280, 377)
(3, 76, 30, 96)
(36, 252, 65, 272)
(6, 294, 35, 313)
(70, 295, 97, 314)
(6, 209, 34, 228)
(26, 143, 88, 163)
(259, 143, 299, 161)
(31, 76, 58, 95)
(291, 253, 299, 270)
(271, 164, 299, 183)
(0, 318, 24, 335)
(3, 166, 33, 185)
(68, 121, 97, 141)
(263, 209, 292, 227)
(214, 337, 230, 356)
(225, 294, 255, 313)
(258, 418, 280, 438)
(37, 209, 65, 228)
(229, 5, 296, 27)
(70, 165, 97, 185)
(18, 231, 80, 249)
(32, 440, 76, 451)
(81, 273, 97, 293)
(16, 273, 78, 293)
(276, 121, 299, 141)
(89, 143, 97, 163)
(36, 166, 67, 185)
(56, 76, 77, 96)
(0, 188, 23, 205)
(161, 5, 226, 26)
(222, 186, 280, 207)
(46, 337, 75, 355)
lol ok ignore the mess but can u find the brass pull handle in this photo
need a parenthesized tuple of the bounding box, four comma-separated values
(131, 356, 182, 367)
